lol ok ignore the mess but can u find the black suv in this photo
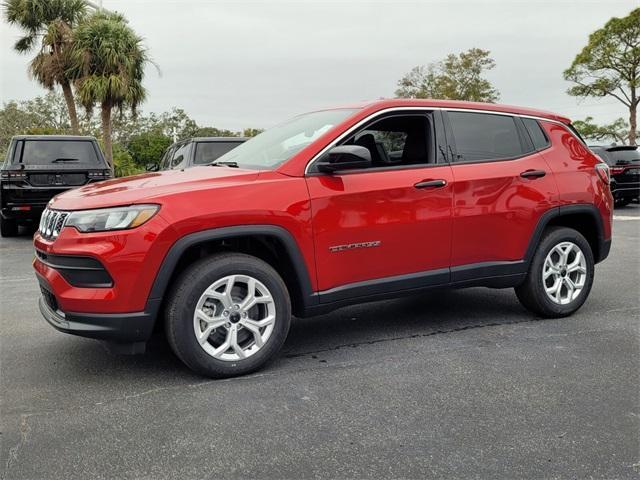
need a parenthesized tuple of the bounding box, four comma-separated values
(1, 136, 111, 236)
(150, 137, 247, 171)
(590, 144, 640, 207)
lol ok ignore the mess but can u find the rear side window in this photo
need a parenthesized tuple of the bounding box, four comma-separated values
(522, 118, 550, 150)
(20, 140, 100, 165)
(447, 112, 524, 162)
(194, 142, 241, 165)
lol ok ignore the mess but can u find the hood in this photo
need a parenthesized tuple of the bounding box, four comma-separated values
(49, 166, 260, 210)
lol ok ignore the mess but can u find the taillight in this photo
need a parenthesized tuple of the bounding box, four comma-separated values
(610, 167, 625, 175)
(595, 163, 610, 184)
(0, 171, 26, 179)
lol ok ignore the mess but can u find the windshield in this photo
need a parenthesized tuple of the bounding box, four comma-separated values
(213, 109, 358, 169)
(19, 140, 101, 166)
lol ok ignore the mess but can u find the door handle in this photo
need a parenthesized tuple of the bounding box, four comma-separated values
(414, 179, 447, 189)
(520, 169, 546, 179)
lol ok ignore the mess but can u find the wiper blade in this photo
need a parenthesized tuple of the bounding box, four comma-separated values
(209, 161, 239, 168)
(52, 158, 79, 163)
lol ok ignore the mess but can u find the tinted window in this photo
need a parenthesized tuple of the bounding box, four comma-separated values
(334, 114, 432, 169)
(170, 143, 190, 169)
(522, 118, 550, 150)
(448, 112, 523, 162)
(20, 140, 100, 165)
(194, 141, 242, 165)
(607, 148, 640, 164)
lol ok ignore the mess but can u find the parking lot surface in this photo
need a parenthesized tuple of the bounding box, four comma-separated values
(1, 206, 639, 479)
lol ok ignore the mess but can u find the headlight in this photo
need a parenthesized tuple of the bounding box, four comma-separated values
(66, 205, 159, 233)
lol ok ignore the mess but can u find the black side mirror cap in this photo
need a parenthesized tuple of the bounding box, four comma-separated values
(146, 163, 159, 172)
(317, 145, 372, 173)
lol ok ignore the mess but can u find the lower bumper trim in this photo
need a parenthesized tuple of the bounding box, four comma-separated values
(38, 296, 156, 343)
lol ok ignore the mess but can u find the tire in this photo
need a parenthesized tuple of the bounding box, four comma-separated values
(614, 198, 631, 208)
(165, 252, 291, 378)
(0, 217, 18, 237)
(515, 227, 594, 318)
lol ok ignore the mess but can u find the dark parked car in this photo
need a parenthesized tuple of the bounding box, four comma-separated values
(590, 144, 640, 207)
(150, 137, 247, 171)
(1, 135, 111, 237)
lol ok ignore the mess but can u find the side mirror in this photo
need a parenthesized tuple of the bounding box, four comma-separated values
(316, 145, 371, 173)
(146, 163, 159, 172)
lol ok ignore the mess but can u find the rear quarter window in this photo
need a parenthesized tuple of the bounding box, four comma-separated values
(20, 140, 101, 166)
(522, 118, 550, 150)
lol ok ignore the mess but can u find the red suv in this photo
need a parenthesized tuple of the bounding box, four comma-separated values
(33, 99, 613, 378)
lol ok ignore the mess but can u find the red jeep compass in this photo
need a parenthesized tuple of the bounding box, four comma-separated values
(33, 99, 613, 378)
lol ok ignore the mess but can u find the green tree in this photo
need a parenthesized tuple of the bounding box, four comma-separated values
(70, 11, 150, 170)
(573, 116, 637, 145)
(564, 8, 640, 145)
(3, 0, 87, 133)
(127, 131, 172, 168)
(242, 127, 264, 137)
(193, 127, 238, 137)
(395, 48, 499, 102)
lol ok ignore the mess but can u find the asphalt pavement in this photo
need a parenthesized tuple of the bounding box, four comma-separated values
(1, 205, 639, 479)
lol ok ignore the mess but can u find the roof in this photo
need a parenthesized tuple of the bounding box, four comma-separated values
(335, 98, 572, 124)
(11, 135, 98, 141)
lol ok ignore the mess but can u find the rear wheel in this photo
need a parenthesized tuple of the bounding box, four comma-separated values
(165, 253, 291, 378)
(515, 227, 594, 318)
(0, 217, 18, 237)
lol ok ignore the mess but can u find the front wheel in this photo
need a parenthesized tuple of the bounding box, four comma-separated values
(515, 227, 595, 318)
(165, 253, 291, 378)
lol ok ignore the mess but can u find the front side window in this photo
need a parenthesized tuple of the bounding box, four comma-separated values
(20, 140, 101, 166)
(448, 112, 524, 162)
(337, 114, 433, 168)
(214, 108, 358, 169)
(193, 142, 242, 165)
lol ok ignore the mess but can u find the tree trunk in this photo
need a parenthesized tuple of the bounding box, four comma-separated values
(629, 103, 637, 146)
(61, 81, 80, 134)
(101, 103, 114, 175)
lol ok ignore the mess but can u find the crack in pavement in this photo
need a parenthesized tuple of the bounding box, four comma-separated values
(3, 414, 32, 480)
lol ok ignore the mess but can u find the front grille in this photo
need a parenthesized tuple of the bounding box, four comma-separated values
(38, 208, 69, 240)
(40, 285, 59, 311)
(29, 173, 87, 187)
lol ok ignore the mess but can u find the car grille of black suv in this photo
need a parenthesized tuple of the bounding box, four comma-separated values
(29, 173, 87, 186)
(39, 208, 69, 240)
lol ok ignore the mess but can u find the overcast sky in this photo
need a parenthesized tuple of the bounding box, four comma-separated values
(0, 0, 636, 131)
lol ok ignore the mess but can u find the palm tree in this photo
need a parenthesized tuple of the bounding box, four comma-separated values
(3, 0, 87, 133)
(70, 11, 149, 169)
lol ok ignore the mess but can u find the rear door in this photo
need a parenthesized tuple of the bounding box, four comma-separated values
(444, 111, 559, 278)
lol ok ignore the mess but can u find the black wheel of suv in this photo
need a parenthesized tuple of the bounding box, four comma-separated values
(165, 253, 291, 378)
(614, 198, 631, 208)
(515, 227, 595, 318)
(0, 217, 18, 237)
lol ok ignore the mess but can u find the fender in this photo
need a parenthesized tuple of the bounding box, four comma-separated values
(144, 225, 317, 320)
(524, 204, 610, 264)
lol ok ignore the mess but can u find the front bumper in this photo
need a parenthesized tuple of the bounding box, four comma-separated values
(38, 277, 158, 344)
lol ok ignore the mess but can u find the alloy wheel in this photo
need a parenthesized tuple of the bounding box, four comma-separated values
(542, 241, 587, 305)
(193, 274, 276, 361)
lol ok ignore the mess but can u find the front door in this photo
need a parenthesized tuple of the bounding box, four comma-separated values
(305, 111, 454, 300)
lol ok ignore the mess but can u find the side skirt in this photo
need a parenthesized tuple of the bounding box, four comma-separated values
(301, 261, 526, 317)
